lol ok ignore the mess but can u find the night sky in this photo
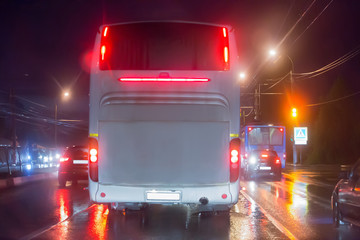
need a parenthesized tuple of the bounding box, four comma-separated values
(0, 0, 359, 146)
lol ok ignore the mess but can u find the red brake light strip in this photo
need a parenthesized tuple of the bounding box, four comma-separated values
(103, 27, 108, 37)
(119, 77, 210, 82)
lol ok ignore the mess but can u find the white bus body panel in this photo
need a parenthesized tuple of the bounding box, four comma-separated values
(89, 22, 241, 209)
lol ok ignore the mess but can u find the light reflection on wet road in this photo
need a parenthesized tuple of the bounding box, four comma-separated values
(240, 166, 360, 239)
(1, 166, 360, 239)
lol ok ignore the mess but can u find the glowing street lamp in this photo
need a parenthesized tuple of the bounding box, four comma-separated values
(239, 72, 246, 80)
(269, 49, 277, 57)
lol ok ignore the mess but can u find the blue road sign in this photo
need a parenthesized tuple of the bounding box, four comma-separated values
(294, 127, 308, 145)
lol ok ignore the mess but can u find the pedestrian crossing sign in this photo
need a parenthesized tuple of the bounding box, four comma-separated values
(294, 127, 308, 145)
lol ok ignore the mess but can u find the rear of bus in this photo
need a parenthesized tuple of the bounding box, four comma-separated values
(88, 21, 241, 212)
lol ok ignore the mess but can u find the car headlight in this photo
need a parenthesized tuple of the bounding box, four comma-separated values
(249, 156, 257, 165)
(26, 164, 32, 170)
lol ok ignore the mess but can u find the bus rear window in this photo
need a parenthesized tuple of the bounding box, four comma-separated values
(99, 22, 229, 71)
(248, 127, 283, 146)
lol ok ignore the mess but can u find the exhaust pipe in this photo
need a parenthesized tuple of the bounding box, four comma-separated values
(199, 197, 209, 205)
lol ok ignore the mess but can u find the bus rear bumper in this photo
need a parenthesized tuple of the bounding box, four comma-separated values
(89, 181, 239, 209)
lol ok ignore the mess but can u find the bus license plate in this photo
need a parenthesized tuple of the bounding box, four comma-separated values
(146, 191, 181, 201)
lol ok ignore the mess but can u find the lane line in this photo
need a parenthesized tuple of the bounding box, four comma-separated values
(20, 204, 96, 240)
(241, 190, 298, 240)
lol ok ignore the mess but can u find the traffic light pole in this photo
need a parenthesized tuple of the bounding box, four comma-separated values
(290, 69, 298, 165)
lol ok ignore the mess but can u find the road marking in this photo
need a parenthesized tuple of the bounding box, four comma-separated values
(20, 204, 96, 240)
(241, 190, 298, 240)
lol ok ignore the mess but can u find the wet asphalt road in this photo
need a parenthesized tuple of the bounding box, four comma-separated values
(0, 166, 359, 239)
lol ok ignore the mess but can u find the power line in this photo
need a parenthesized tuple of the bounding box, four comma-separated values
(291, 0, 335, 46)
(276, 0, 317, 49)
(306, 90, 360, 107)
(294, 44, 360, 79)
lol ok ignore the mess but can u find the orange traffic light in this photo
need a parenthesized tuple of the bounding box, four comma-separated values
(291, 108, 297, 118)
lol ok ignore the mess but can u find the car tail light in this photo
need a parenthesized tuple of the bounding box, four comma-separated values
(230, 138, 240, 182)
(261, 154, 268, 158)
(275, 158, 281, 164)
(89, 138, 99, 182)
(60, 157, 69, 163)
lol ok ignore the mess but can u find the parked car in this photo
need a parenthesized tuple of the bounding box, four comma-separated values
(58, 146, 88, 187)
(331, 158, 360, 227)
(243, 149, 282, 180)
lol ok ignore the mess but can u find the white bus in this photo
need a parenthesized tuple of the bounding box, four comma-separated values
(88, 21, 241, 213)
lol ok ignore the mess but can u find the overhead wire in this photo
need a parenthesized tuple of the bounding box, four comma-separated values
(276, 0, 317, 49)
(294, 44, 360, 79)
(306, 90, 360, 107)
(291, 0, 335, 46)
(245, 0, 318, 90)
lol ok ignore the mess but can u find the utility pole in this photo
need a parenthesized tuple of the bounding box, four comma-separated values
(290, 70, 297, 165)
(254, 84, 261, 121)
(10, 89, 19, 173)
(54, 103, 58, 150)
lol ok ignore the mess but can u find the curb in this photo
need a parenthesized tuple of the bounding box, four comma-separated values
(0, 172, 57, 190)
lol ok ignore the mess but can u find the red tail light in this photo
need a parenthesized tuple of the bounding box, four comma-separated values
(103, 26, 108, 37)
(224, 46, 229, 63)
(222, 27, 229, 70)
(99, 26, 109, 67)
(261, 154, 268, 158)
(230, 138, 240, 182)
(275, 158, 281, 164)
(89, 148, 98, 163)
(60, 157, 69, 163)
(100, 45, 106, 61)
(89, 138, 99, 182)
(231, 149, 239, 163)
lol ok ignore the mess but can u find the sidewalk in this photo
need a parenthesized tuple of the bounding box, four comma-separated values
(0, 166, 57, 189)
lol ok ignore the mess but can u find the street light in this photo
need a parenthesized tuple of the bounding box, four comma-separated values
(268, 49, 277, 57)
(239, 72, 246, 80)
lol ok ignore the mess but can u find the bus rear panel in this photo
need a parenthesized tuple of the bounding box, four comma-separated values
(89, 21, 241, 212)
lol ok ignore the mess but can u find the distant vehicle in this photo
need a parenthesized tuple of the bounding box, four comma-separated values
(243, 149, 282, 180)
(58, 146, 88, 187)
(241, 124, 286, 171)
(331, 158, 360, 227)
(88, 21, 241, 213)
